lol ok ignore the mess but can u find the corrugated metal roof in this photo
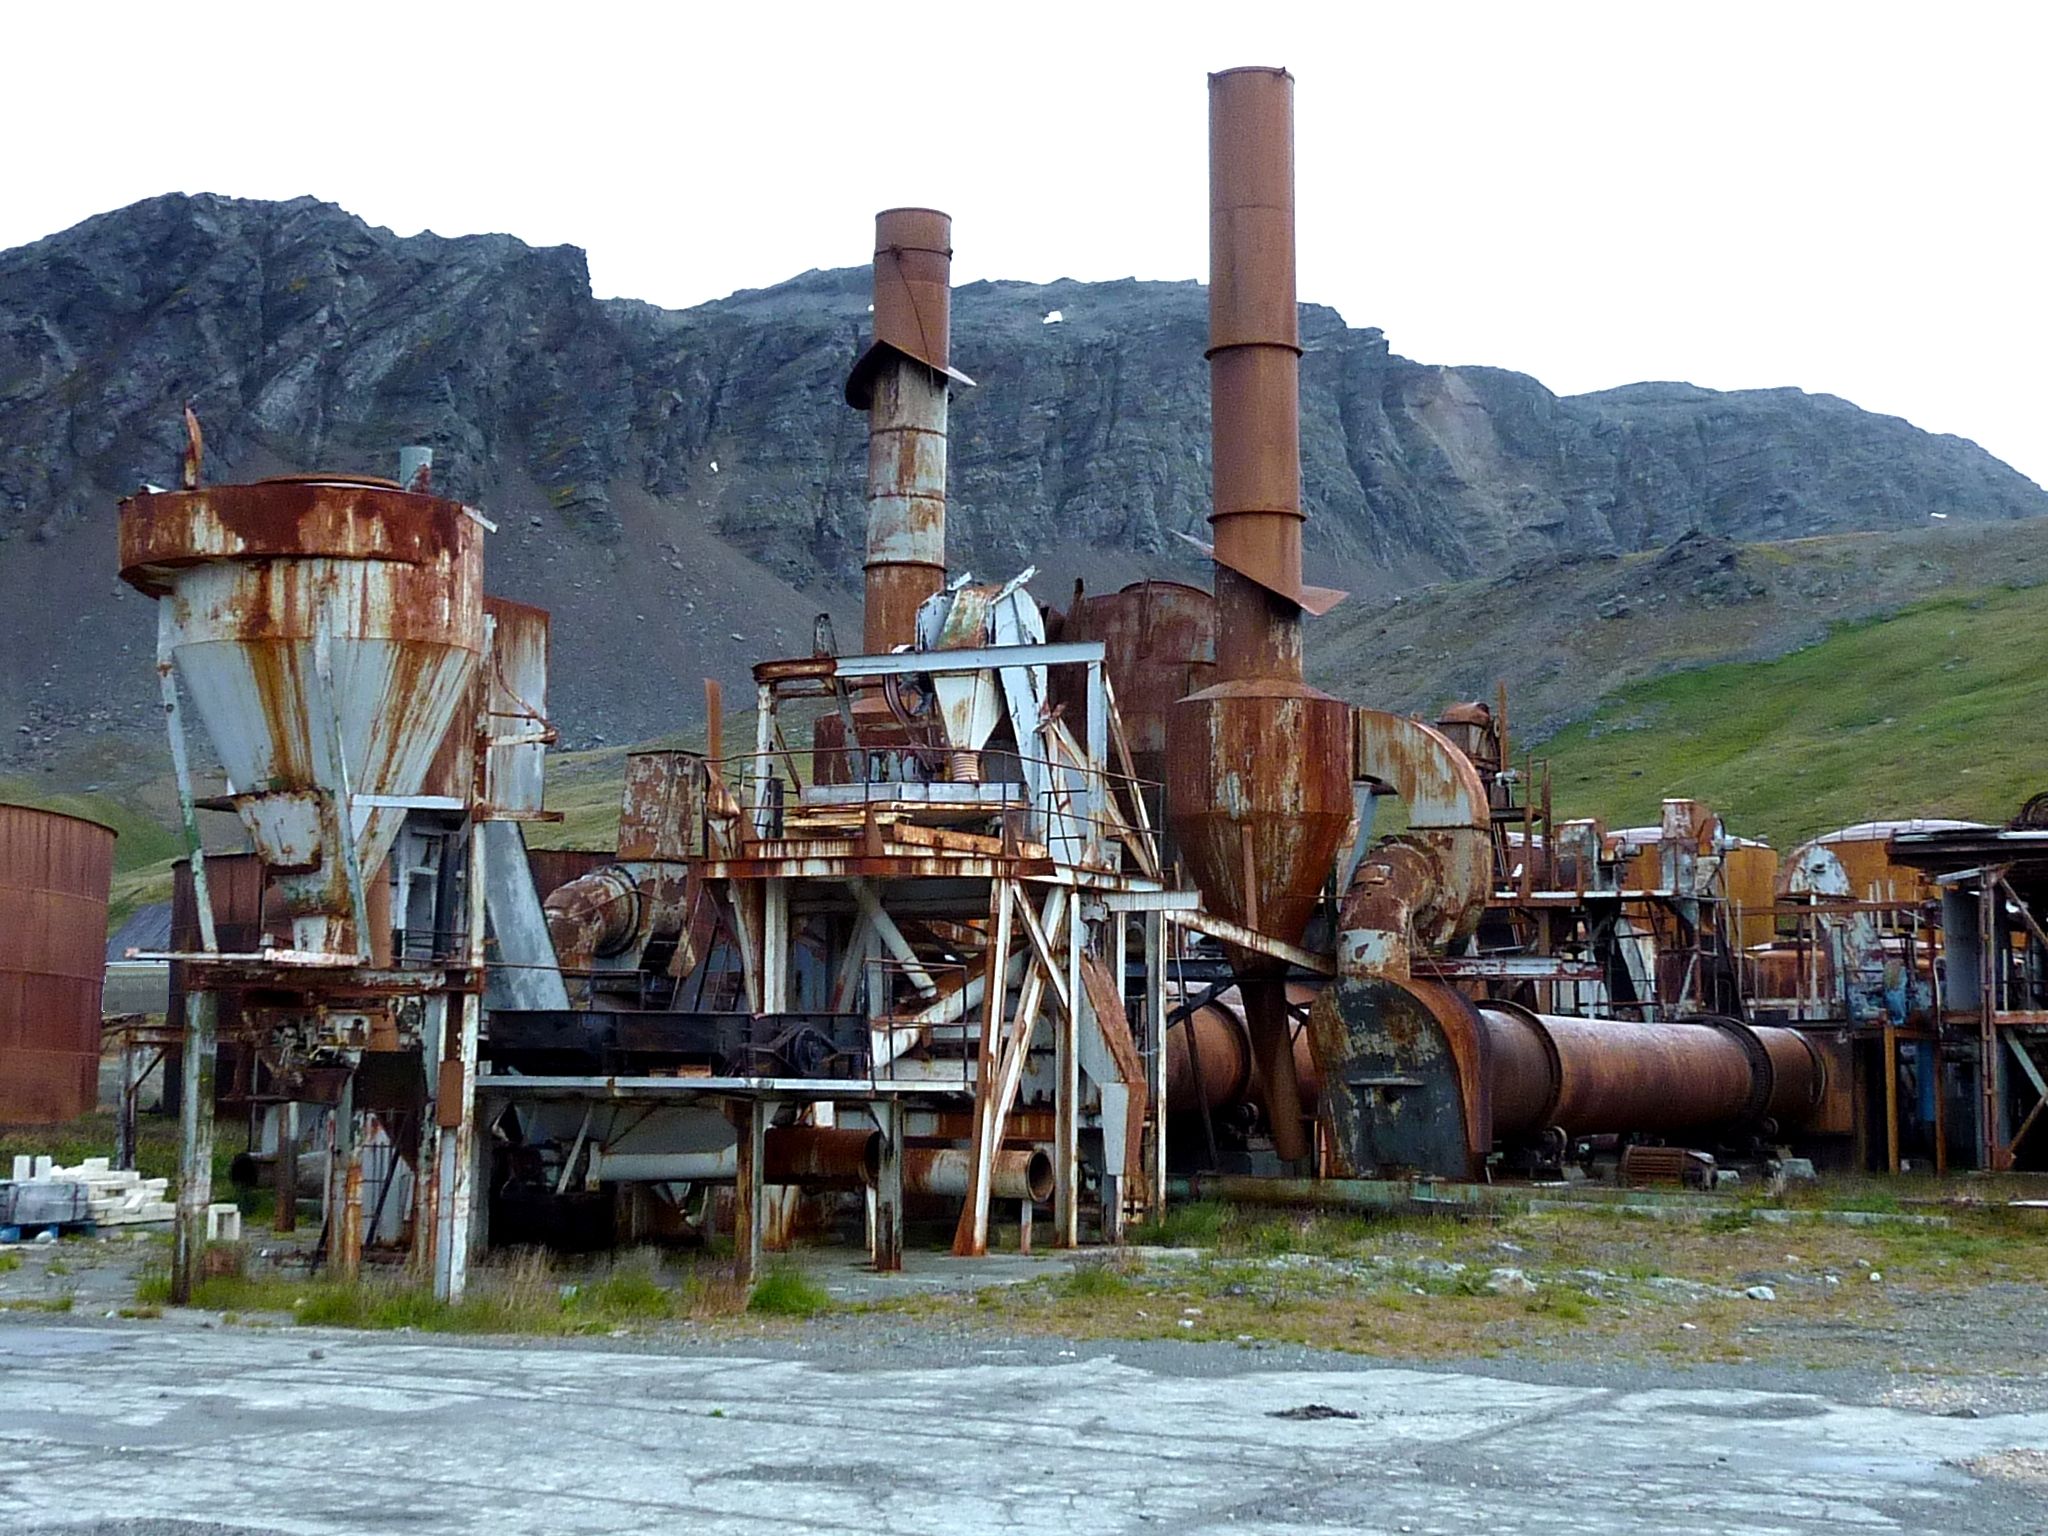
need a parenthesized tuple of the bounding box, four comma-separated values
(106, 902, 173, 962)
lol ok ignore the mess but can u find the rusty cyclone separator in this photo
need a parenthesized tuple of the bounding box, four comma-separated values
(118, 476, 485, 960)
(845, 207, 974, 655)
(1166, 67, 1353, 1165)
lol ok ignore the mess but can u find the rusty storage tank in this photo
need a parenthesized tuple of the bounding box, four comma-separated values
(1723, 840, 1778, 952)
(0, 805, 116, 1123)
(119, 476, 485, 961)
(1614, 822, 1778, 952)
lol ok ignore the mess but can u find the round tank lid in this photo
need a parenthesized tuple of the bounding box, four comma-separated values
(0, 802, 119, 837)
(256, 473, 405, 490)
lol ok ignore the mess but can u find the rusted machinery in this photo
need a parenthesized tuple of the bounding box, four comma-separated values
(1892, 815, 2048, 1172)
(0, 805, 116, 1123)
(118, 456, 554, 1301)
(114, 63, 1995, 1281)
(469, 200, 1183, 1284)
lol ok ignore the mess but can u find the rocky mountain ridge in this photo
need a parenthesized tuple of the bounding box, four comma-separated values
(4, 192, 2044, 764)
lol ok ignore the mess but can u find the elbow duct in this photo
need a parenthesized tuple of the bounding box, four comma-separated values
(1334, 709, 1493, 982)
(544, 867, 644, 970)
(542, 862, 705, 976)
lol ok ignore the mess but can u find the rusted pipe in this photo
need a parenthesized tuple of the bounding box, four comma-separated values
(845, 208, 970, 653)
(904, 1144, 1054, 1204)
(1479, 1002, 1826, 1141)
(765, 1126, 882, 1189)
(1202, 66, 1345, 647)
(1164, 982, 1322, 1116)
(588, 1126, 882, 1189)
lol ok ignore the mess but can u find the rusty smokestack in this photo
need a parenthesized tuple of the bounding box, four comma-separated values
(1203, 66, 1345, 676)
(1165, 67, 1353, 1165)
(845, 208, 973, 653)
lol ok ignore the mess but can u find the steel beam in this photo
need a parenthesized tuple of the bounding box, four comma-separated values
(169, 990, 216, 1305)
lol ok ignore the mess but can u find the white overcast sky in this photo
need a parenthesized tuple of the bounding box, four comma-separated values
(8, 1, 2043, 485)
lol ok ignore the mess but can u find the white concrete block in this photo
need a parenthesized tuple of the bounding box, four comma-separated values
(205, 1204, 242, 1242)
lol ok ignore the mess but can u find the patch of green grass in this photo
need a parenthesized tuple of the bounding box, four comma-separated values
(117, 1305, 162, 1320)
(1059, 1263, 1135, 1300)
(134, 1250, 762, 1336)
(579, 1266, 676, 1321)
(0, 1295, 73, 1313)
(1533, 583, 2048, 846)
(746, 1266, 832, 1318)
(1137, 1200, 1230, 1248)
(1524, 1287, 1595, 1323)
(0, 1253, 19, 1275)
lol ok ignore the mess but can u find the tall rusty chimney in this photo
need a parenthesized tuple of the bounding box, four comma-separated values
(845, 208, 972, 653)
(1165, 67, 1353, 1165)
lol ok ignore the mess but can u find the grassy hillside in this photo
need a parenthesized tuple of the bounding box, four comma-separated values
(1531, 583, 2048, 848)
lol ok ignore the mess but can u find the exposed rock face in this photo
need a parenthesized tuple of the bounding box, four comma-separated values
(3, 193, 2043, 760)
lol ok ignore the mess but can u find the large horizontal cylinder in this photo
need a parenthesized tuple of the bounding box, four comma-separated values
(1165, 982, 1322, 1116)
(1480, 1003, 1824, 1140)
(587, 1126, 881, 1189)
(904, 1144, 1054, 1204)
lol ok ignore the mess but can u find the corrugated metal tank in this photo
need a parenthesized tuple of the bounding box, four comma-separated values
(0, 805, 117, 1123)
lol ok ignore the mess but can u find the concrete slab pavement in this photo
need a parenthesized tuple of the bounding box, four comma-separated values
(0, 1321, 2043, 1533)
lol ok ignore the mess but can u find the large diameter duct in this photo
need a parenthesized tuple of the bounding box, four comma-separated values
(1310, 979, 1827, 1176)
(1165, 67, 1353, 1164)
(904, 1145, 1055, 1204)
(589, 1127, 882, 1188)
(119, 477, 485, 959)
(1164, 981, 1323, 1117)
(845, 208, 973, 653)
(1481, 1005, 1824, 1141)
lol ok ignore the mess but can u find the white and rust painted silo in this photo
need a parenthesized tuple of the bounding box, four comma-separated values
(118, 475, 486, 961)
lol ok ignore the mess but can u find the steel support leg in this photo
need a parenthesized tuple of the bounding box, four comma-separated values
(1145, 910, 1168, 1218)
(433, 995, 481, 1301)
(116, 1041, 139, 1173)
(1056, 902, 1081, 1248)
(327, 1077, 361, 1281)
(873, 1100, 902, 1272)
(171, 992, 217, 1305)
(273, 1102, 298, 1233)
(732, 1099, 767, 1290)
